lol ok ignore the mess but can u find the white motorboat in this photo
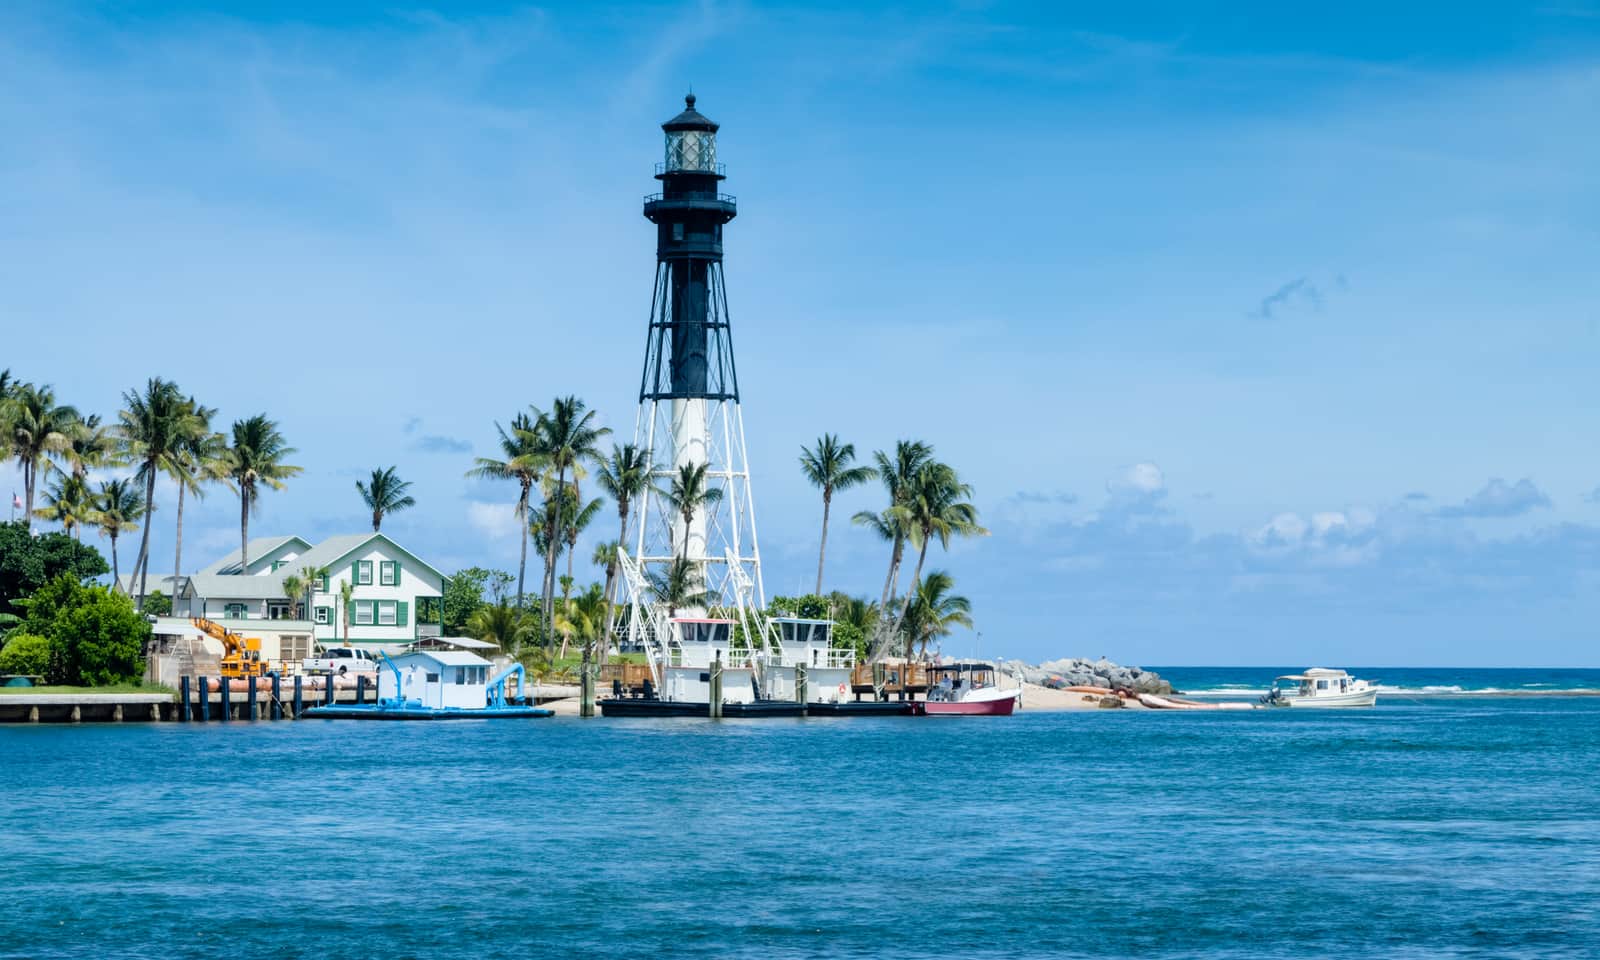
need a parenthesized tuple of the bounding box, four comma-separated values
(1262, 668, 1377, 708)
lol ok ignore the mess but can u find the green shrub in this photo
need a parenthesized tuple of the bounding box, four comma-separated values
(142, 590, 172, 616)
(19, 574, 149, 686)
(0, 633, 50, 676)
(0, 520, 108, 615)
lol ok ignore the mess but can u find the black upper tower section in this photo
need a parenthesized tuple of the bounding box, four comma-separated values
(640, 94, 740, 402)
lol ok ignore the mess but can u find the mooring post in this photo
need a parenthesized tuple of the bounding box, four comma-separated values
(70, 705, 81, 723)
(709, 650, 723, 719)
(325, 676, 334, 705)
(795, 663, 808, 706)
(356, 674, 366, 705)
(271, 675, 282, 720)
(180, 676, 191, 722)
(199, 676, 210, 722)
(248, 676, 258, 720)
(580, 648, 596, 718)
(28, 705, 39, 723)
(293, 675, 303, 719)
(219, 676, 231, 721)
(112, 704, 123, 723)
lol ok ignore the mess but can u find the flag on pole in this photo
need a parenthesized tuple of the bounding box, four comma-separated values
(10, 493, 19, 510)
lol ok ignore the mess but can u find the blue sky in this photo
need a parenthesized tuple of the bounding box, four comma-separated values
(3, 1, 1598, 665)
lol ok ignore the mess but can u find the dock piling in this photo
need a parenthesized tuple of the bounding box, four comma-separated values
(293, 676, 303, 719)
(324, 676, 334, 706)
(580, 650, 595, 718)
(795, 663, 808, 706)
(219, 676, 231, 722)
(356, 675, 366, 704)
(709, 651, 723, 719)
(180, 676, 191, 722)
(112, 704, 123, 722)
(271, 675, 282, 720)
(199, 676, 210, 722)
(248, 676, 258, 720)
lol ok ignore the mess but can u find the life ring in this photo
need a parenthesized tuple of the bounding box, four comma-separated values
(838, 682, 847, 696)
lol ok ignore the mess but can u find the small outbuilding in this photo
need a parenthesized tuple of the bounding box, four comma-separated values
(376, 651, 494, 710)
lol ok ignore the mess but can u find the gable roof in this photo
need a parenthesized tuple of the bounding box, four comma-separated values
(285, 532, 446, 585)
(196, 536, 314, 576)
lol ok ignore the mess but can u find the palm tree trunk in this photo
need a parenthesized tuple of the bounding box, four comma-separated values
(134, 466, 157, 609)
(515, 487, 529, 609)
(110, 533, 120, 587)
(543, 468, 566, 644)
(888, 537, 930, 657)
(815, 490, 832, 596)
(239, 486, 250, 572)
(173, 480, 185, 598)
(23, 460, 35, 532)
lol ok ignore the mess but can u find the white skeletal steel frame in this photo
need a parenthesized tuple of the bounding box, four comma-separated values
(627, 392, 766, 613)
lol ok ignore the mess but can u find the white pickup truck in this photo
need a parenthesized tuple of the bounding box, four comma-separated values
(301, 647, 381, 676)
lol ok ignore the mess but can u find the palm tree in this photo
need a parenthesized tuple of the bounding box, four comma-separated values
(117, 378, 186, 607)
(295, 565, 331, 623)
(168, 396, 223, 596)
(222, 414, 302, 571)
(853, 440, 932, 612)
(467, 603, 534, 658)
(339, 580, 354, 642)
(648, 556, 715, 619)
(63, 414, 122, 484)
(281, 573, 306, 620)
(466, 411, 546, 609)
(7, 382, 79, 532)
(94, 479, 145, 587)
(900, 570, 973, 658)
(532, 396, 611, 639)
(883, 461, 986, 648)
(800, 434, 876, 595)
(356, 466, 416, 532)
(33, 474, 93, 540)
(561, 493, 604, 596)
(596, 443, 651, 621)
(659, 462, 723, 563)
(554, 582, 607, 660)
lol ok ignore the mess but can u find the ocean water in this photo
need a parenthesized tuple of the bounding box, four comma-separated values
(3, 695, 1598, 959)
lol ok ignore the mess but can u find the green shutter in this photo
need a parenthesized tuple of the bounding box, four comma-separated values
(351, 561, 360, 584)
(393, 560, 402, 585)
(347, 601, 355, 628)
(396, 601, 408, 627)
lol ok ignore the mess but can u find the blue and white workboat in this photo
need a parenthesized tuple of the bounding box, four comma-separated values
(305, 650, 553, 720)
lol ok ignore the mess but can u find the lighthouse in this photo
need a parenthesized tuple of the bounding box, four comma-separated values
(628, 94, 764, 612)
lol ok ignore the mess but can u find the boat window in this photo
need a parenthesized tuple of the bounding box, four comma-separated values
(455, 668, 465, 685)
(426, 673, 439, 683)
(1317, 680, 1328, 690)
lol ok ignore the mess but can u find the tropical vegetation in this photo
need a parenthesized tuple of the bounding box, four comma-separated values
(356, 465, 416, 532)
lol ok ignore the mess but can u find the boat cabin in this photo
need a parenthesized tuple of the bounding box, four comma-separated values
(765, 617, 854, 703)
(928, 661, 997, 700)
(659, 617, 759, 704)
(1274, 668, 1354, 698)
(377, 650, 494, 709)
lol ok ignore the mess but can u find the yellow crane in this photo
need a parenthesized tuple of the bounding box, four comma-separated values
(191, 617, 272, 679)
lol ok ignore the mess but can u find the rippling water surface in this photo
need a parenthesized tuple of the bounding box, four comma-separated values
(4, 697, 1598, 959)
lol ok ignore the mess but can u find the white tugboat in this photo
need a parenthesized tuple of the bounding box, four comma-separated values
(1262, 668, 1378, 708)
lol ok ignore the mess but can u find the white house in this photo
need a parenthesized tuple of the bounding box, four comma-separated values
(129, 532, 446, 668)
(376, 651, 495, 709)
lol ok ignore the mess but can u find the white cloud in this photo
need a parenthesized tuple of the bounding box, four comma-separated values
(1110, 461, 1165, 496)
(1436, 477, 1552, 519)
(466, 500, 520, 541)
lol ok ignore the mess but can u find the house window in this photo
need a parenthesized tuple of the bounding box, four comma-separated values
(378, 601, 397, 626)
(314, 606, 331, 625)
(380, 561, 397, 586)
(224, 603, 247, 619)
(355, 601, 375, 626)
(425, 673, 439, 683)
(316, 574, 329, 592)
(358, 561, 373, 585)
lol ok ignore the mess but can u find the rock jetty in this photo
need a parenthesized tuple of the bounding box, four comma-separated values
(1002, 657, 1174, 695)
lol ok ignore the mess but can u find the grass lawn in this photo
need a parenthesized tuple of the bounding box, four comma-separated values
(0, 682, 177, 697)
